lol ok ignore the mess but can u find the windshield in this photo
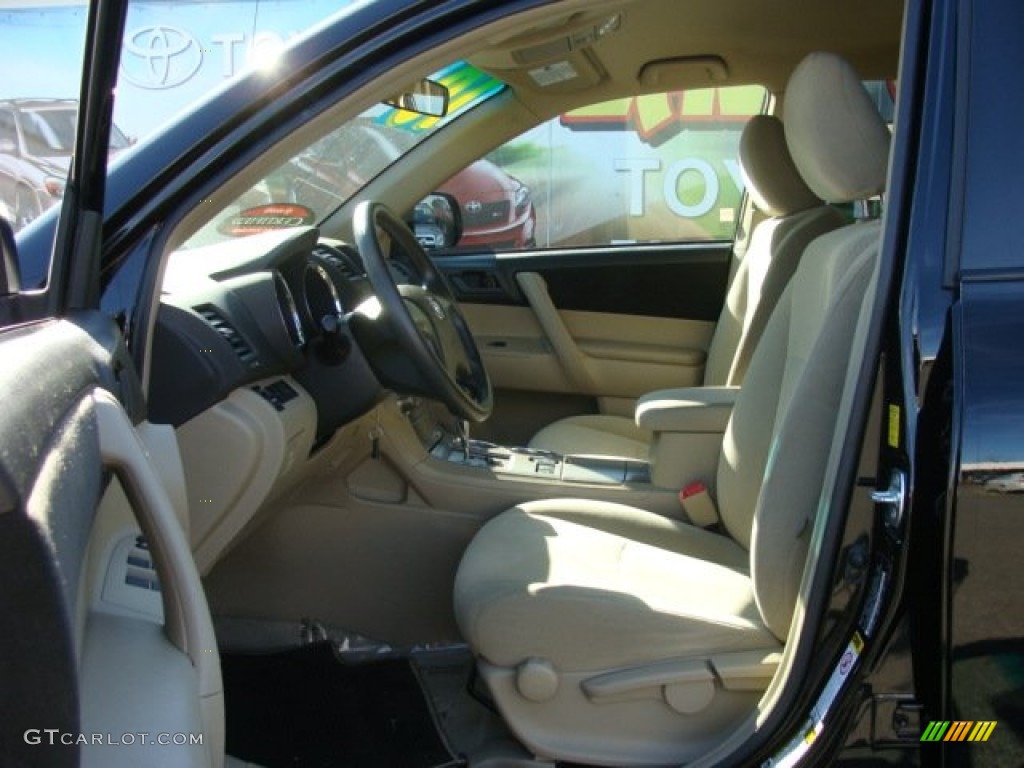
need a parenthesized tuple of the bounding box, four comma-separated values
(184, 61, 505, 247)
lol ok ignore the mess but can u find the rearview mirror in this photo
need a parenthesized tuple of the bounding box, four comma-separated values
(384, 79, 449, 117)
(411, 193, 462, 250)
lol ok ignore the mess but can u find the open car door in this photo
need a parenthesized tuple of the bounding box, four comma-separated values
(0, 2, 222, 767)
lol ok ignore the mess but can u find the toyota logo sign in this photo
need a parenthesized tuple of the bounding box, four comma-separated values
(121, 26, 203, 89)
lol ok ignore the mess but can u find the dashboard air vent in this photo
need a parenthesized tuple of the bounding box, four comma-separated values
(194, 304, 259, 368)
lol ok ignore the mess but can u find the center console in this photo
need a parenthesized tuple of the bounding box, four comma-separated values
(429, 433, 652, 485)
(399, 387, 738, 496)
(351, 395, 688, 519)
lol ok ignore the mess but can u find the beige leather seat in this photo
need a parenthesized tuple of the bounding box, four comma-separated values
(454, 52, 890, 766)
(529, 114, 845, 461)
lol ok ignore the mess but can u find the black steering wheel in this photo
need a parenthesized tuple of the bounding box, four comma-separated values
(353, 200, 493, 422)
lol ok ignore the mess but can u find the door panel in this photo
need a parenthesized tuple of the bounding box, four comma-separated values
(440, 243, 732, 316)
(439, 242, 729, 442)
(461, 304, 713, 396)
(0, 315, 221, 768)
(522, 246, 731, 321)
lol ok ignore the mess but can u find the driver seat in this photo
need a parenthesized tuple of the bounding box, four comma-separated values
(453, 52, 890, 766)
(529, 113, 844, 461)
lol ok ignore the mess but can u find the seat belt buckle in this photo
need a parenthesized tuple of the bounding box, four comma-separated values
(679, 482, 719, 528)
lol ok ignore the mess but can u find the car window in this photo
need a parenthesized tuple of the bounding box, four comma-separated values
(433, 85, 766, 253)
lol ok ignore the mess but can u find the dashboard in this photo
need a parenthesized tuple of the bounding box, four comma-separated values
(151, 226, 392, 447)
(152, 224, 437, 572)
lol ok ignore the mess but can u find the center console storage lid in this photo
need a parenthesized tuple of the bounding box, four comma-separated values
(636, 386, 739, 433)
(559, 455, 649, 484)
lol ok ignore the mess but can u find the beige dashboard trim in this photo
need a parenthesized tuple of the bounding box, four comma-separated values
(176, 377, 317, 575)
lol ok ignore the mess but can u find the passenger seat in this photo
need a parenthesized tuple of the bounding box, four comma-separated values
(454, 51, 891, 766)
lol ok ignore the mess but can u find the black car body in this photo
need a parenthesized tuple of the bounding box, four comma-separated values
(2, 0, 1023, 766)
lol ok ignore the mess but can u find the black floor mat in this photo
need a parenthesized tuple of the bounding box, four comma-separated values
(222, 643, 454, 767)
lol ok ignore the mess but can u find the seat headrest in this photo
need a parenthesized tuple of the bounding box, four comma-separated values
(783, 52, 891, 204)
(739, 115, 821, 217)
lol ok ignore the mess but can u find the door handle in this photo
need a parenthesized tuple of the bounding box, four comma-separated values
(450, 269, 502, 294)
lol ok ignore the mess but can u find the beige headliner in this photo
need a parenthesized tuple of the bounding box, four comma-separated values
(470, 0, 903, 116)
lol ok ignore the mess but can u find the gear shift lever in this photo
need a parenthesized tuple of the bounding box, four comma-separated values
(457, 419, 471, 463)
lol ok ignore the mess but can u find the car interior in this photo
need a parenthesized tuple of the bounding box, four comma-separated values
(64, 0, 907, 766)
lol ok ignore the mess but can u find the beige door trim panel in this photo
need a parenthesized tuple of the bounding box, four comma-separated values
(462, 302, 713, 398)
(462, 302, 574, 392)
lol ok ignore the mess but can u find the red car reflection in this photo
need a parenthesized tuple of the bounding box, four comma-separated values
(437, 159, 536, 249)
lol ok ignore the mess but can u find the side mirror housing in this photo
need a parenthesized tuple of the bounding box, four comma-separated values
(412, 192, 462, 250)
